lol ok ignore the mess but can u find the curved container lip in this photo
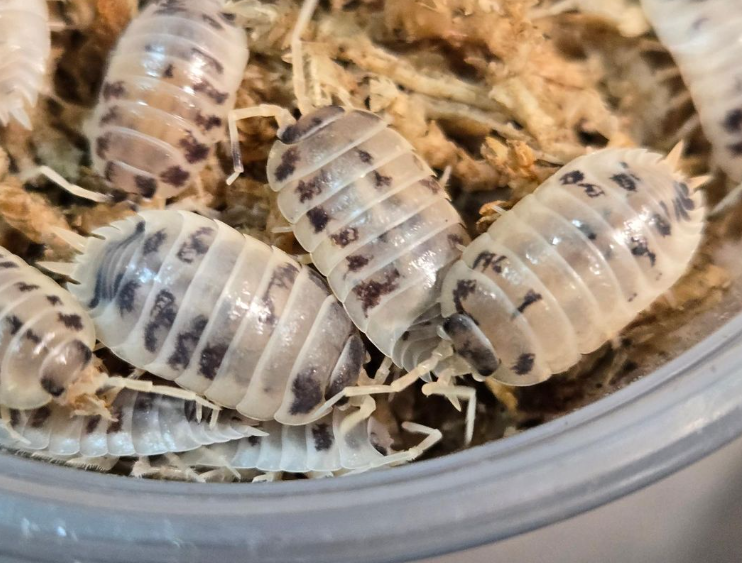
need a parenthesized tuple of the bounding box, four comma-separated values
(2, 313, 742, 563)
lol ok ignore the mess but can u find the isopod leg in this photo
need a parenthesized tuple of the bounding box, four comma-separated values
(291, 0, 321, 115)
(24, 166, 111, 203)
(104, 376, 222, 412)
(227, 104, 297, 184)
(421, 381, 477, 445)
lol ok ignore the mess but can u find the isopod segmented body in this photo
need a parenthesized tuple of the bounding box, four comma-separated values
(266, 107, 470, 372)
(641, 0, 742, 182)
(0, 390, 258, 459)
(90, 0, 248, 199)
(0, 247, 95, 410)
(181, 407, 437, 474)
(58, 210, 364, 425)
(0, 0, 51, 128)
(441, 148, 705, 385)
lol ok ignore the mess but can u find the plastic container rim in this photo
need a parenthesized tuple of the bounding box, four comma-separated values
(1, 312, 741, 563)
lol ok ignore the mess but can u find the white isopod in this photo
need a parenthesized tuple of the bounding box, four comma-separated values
(0, 246, 96, 411)
(180, 408, 441, 476)
(89, 0, 249, 199)
(0, 389, 260, 460)
(0, 0, 51, 128)
(230, 0, 469, 373)
(439, 147, 706, 385)
(641, 0, 742, 184)
(42, 210, 367, 425)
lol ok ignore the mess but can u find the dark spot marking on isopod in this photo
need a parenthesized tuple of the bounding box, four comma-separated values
(247, 435, 261, 447)
(289, 367, 323, 415)
(179, 133, 211, 163)
(135, 176, 157, 198)
(650, 213, 672, 237)
(356, 149, 374, 164)
(295, 173, 325, 203)
(728, 141, 742, 156)
(306, 207, 329, 232)
(419, 178, 441, 194)
(193, 78, 228, 104)
(516, 289, 542, 314)
(452, 279, 477, 314)
(95, 134, 111, 159)
(117, 279, 140, 315)
(25, 329, 41, 344)
(102, 81, 126, 101)
(199, 343, 229, 380)
(16, 282, 39, 293)
(512, 353, 535, 375)
(629, 236, 656, 267)
(312, 423, 334, 451)
(373, 171, 392, 188)
(447, 234, 464, 248)
(154, 0, 186, 15)
(107, 407, 124, 434)
(99, 106, 119, 126)
(473, 251, 506, 274)
(573, 220, 597, 241)
(330, 227, 359, 247)
(201, 14, 222, 29)
(191, 47, 224, 74)
(143, 229, 167, 255)
(325, 333, 363, 400)
(560, 170, 584, 185)
(160, 166, 191, 187)
(352, 269, 401, 314)
(167, 315, 209, 370)
(30, 407, 52, 428)
(176, 227, 214, 264)
(274, 147, 301, 182)
(0, 261, 17, 269)
(346, 255, 370, 271)
(58, 313, 84, 331)
(610, 172, 638, 192)
(163, 64, 175, 79)
(443, 314, 500, 376)
(46, 295, 63, 306)
(724, 108, 742, 133)
(672, 181, 695, 221)
(143, 290, 178, 353)
(104, 162, 116, 182)
(85, 415, 101, 434)
(40, 377, 65, 397)
(195, 112, 222, 132)
(136, 393, 155, 413)
(278, 106, 345, 144)
(577, 182, 605, 198)
(4, 313, 21, 334)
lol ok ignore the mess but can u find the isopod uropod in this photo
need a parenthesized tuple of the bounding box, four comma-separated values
(440, 147, 706, 385)
(0, 246, 96, 411)
(43, 210, 367, 426)
(0, 0, 51, 128)
(0, 389, 261, 459)
(180, 409, 441, 476)
(230, 0, 469, 373)
(641, 0, 742, 184)
(89, 0, 249, 199)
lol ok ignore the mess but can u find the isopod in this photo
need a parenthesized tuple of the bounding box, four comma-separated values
(641, 0, 742, 212)
(0, 0, 51, 128)
(42, 210, 367, 425)
(89, 0, 249, 199)
(0, 389, 261, 460)
(179, 407, 441, 476)
(229, 0, 469, 373)
(0, 245, 97, 411)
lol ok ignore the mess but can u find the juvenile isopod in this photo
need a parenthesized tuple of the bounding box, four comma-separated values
(229, 0, 469, 374)
(0, 389, 261, 460)
(88, 0, 249, 199)
(42, 210, 368, 425)
(0, 0, 51, 128)
(179, 407, 441, 477)
(641, 0, 742, 210)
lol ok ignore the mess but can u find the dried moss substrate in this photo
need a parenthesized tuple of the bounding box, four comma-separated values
(0, 0, 739, 474)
